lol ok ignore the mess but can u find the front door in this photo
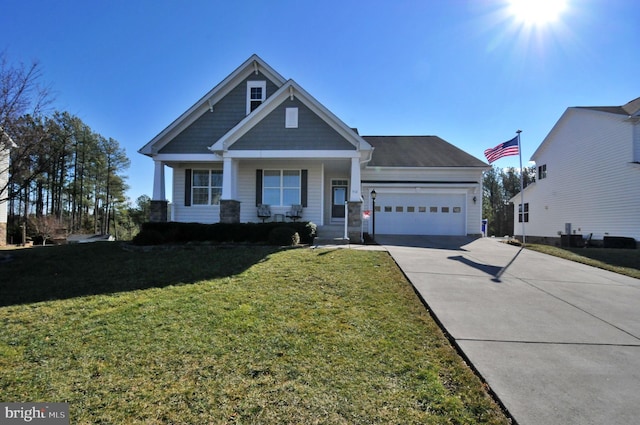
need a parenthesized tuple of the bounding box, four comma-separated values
(331, 180, 348, 219)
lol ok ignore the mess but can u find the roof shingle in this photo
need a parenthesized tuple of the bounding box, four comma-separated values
(363, 136, 488, 168)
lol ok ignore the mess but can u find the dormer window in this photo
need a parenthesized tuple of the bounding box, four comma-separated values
(247, 81, 266, 114)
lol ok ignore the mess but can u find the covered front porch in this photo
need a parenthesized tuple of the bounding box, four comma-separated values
(150, 153, 367, 241)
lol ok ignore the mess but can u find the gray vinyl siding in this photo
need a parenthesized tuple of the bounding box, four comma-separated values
(159, 72, 280, 153)
(230, 98, 356, 151)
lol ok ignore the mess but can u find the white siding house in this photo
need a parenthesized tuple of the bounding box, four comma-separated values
(511, 97, 640, 244)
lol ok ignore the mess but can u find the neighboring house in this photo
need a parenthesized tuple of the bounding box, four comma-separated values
(139, 55, 488, 241)
(0, 127, 17, 246)
(510, 97, 640, 244)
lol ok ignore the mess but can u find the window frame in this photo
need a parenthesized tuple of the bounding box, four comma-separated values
(262, 169, 301, 206)
(247, 81, 267, 114)
(538, 164, 547, 180)
(191, 169, 223, 206)
(518, 202, 529, 223)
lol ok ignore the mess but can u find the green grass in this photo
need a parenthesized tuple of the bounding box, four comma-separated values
(0, 243, 509, 424)
(525, 244, 640, 279)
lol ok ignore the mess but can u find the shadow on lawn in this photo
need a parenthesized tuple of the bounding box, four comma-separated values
(0, 242, 280, 307)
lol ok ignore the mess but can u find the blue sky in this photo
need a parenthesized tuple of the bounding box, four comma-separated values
(2, 0, 638, 202)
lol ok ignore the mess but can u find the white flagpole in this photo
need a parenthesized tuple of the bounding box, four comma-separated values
(517, 130, 525, 245)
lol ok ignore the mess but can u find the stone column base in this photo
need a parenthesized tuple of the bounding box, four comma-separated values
(150, 200, 168, 223)
(220, 200, 241, 224)
(347, 201, 363, 243)
(0, 222, 7, 246)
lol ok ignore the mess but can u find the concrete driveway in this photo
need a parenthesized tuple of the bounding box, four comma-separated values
(377, 235, 640, 425)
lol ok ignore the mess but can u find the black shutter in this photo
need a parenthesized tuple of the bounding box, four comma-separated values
(185, 169, 192, 206)
(301, 169, 308, 207)
(256, 169, 263, 206)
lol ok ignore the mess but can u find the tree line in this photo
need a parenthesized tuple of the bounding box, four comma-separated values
(482, 165, 535, 237)
(1, 53, 148, 243)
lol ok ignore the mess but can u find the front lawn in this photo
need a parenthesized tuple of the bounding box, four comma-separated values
(525, 244, 640, 279)
(0, 243, 509, 424)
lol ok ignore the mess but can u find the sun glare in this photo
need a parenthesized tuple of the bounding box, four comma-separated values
(509, 0, 567, 26)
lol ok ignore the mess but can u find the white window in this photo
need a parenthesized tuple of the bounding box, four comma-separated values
(263, 170, 300, 206)
(518, 203, 529, 222)
(192, 170, 223, 205)
(247, 81, 266, 114)
(285, 107, 299, 128)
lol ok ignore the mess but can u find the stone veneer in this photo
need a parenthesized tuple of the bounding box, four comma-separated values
(0, 222, 6, 246)
(150, 200, 168, 222)
(220, 200, 241, 224)
(347, 201, 363, 243)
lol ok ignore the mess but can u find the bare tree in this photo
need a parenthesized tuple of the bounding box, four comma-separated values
(0, 52, 53, 203)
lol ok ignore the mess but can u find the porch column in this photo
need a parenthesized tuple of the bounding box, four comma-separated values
(152, 160, 165, 201)
(221, 157, 235, 200)
(150, 160, 168, 222)
(220, 157, 240, 223)
(349, 157, 361, 201)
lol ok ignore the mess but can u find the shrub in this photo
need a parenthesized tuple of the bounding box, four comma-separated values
(268, 227, 300, 246)
(132, 229, 165, 245)
(132, 221, 316, 246)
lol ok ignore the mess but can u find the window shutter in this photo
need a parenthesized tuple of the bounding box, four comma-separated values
(256, 169, 263, 206)
(301, 169, 308, 207)
(185, 169, 192, 206)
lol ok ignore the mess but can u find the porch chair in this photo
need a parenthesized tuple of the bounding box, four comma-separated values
(286, 204, 303, 222)
(257, 204, 271, 222)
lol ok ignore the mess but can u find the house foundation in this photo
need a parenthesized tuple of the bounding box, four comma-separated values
(150, 200, 168, 222)
(220, 200, 241, 223)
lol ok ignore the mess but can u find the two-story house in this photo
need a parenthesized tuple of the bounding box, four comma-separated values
(511, 97, 640, 245)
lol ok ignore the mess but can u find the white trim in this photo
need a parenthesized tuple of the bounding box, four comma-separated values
(222, 150, 362, 159)
(365, 165, 490, 172)
(152, 153, 222, 162)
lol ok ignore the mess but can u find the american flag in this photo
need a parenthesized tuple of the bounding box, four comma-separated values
(484, 136, 519, 163)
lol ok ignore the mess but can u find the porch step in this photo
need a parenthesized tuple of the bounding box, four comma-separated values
(314, 225, 350, 246)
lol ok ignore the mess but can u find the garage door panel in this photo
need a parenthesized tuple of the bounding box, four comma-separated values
(375, 193, 465, 236)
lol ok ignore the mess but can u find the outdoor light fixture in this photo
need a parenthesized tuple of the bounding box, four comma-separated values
(370, 190, 377, 242)
(473, 196, 477, 204)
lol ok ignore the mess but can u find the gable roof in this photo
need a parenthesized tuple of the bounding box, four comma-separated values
(209, 79, 372, 154)
(576, 96, 640, 117)
(363, 136, 488, 168)
(139, 54, 287, 156)
(531, 96, 640, 161)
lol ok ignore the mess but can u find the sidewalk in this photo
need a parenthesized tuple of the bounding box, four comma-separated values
(379, 236, 640, 425)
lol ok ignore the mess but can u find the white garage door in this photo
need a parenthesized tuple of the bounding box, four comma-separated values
(374, 193, 466, 235)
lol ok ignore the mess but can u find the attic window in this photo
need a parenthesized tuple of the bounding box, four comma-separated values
(285, 107, 298, 128)
(247, 81, 266, 114)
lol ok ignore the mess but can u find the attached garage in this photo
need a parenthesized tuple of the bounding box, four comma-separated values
(373, 192, 466, 236)
(361, 136, 489, 237)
